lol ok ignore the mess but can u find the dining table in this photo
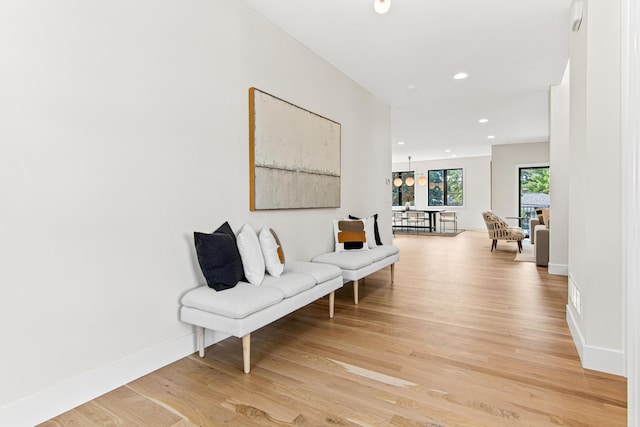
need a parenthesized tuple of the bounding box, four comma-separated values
(393, 208, 445, 232)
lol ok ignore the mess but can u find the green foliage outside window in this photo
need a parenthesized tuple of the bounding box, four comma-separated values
(428, 168, 463, 206)
(520, 168, 549, 194)
(392, 171, 415, 206)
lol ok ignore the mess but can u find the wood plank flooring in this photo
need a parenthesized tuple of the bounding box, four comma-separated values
(41, 231, 627, 426)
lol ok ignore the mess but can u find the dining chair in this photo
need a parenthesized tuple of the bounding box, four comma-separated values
(406, 211, 423, 233)
(439, 211, 457, 233)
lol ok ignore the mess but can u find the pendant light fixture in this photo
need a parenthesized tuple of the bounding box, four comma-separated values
(404, 156, 414, 186)
(393, 156, 415, 187)
(374, 0, 391, 14)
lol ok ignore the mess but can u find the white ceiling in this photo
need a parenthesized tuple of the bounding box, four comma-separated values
(242, 0, 571, 163)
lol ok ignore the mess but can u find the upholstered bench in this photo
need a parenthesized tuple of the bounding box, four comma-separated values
(181, 221, 343, 373)
(311, 245, 399, 304)
(181, 260, 342, 373)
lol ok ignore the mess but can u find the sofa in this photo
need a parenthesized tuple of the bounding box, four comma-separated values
(311, 216, 400, 304)
(529, 208, 550, 267)
(180, 222, 343, 373)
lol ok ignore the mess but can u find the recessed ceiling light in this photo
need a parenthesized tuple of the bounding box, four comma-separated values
(398, 141, 405, 145)
(374, 0, 391, 14)
(453, 72, 468, 80)
(444, 149, 451, 153)
(451, 154, 457, 157)
(407, 83, 417, 91)
(487, 135, 495, 139)
(478, 118, 489, 123)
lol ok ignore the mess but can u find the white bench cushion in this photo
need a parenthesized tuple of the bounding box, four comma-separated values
(365, 247, 388, 262)
(285, 260, 342, 283)
(262, 272, 316, 298)
(370, 245, 400, 258)
(312, 251, 373, 271)
(181, 282, 284, 319)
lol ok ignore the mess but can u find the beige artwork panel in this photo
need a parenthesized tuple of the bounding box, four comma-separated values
(249, 88, 341, 210)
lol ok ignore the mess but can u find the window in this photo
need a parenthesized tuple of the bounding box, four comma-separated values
(392, 171, 415, 206)
(428, 168, 463, 206)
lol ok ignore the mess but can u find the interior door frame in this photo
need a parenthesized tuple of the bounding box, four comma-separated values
(515, 163, 549, 229)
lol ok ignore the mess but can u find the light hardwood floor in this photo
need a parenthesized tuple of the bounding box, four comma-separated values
(41, 231, 627, 426)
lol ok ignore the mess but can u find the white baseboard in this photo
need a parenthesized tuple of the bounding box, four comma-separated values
(566, 306, 625, 376)
(0, 329, 228, 427)
(548, 263, 568, 276)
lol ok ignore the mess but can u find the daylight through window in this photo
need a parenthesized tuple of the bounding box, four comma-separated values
(428, 169, 463, 206)
(392, 171, 415, 206)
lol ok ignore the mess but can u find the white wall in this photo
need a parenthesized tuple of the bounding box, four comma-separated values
(0, 0, 391, 423)
(392, 156, 491, 231)
(567, 0, 624, 375)
(490, 142, 550, 219)
(622, 0, 640, 422)
(548, 63, 570, 275)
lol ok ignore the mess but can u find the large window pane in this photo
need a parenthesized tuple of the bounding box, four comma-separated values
(428, 170, 444, 205)
(446, 169, 463, 206)
(392, 171, 415, 206)
(428, 168, 463, 207)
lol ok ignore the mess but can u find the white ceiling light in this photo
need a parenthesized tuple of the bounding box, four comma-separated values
(487, 135, 495, 139)
(478, 118, 489, 123)
(394, 156, 415, 187)
(404, 156, 414, 186)
(453, 72, 469, 80)
(398, 141, 405, 145)
(374, 0, 391, 14)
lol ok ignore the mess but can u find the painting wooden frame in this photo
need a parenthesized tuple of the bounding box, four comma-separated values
(249, 87, 341, 210)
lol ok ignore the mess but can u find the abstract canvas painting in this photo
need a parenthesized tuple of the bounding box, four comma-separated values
(249, 88, 341, 210)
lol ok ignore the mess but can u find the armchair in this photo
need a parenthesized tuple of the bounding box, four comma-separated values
(481, 211, 525, 253)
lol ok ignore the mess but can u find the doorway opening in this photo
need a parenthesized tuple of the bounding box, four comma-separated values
(519, 166, 549, 236)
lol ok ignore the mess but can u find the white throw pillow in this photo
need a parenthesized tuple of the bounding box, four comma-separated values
(237, 223, 265, 285)
(364, 216, 377, 249)
(259, 227, 285, 277)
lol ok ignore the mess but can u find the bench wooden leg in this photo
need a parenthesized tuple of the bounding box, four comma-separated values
(391, 263, 395, 284)
(353, 279, 359, 305)
(242, 334, 251, 374)
(197, 326, 205, 357)
(329, 291, 335, 318)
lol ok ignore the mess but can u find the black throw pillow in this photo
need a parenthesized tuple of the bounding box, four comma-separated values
(372, 213, 383, 246)
(194, 231, 243, 291)
(215, 221, 235, 239)
(213, 221, 247, 282)
(349, 214, 383, 246)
